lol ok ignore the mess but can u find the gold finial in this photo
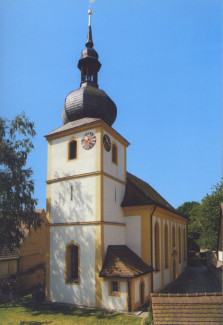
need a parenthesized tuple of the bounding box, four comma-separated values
(88, 9, 92, 27)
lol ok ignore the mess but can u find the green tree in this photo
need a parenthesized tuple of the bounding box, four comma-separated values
(197, 180, 223, 250)
(178, 180, 223, 251)
(177, 201, 201, 251)
(0, 112, 41, 251)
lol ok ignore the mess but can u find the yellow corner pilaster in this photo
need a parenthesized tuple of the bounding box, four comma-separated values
(95, 127, 104, 307)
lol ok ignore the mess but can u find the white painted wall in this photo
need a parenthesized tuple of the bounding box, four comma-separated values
(125, 216, 141, 257)
(135, 279, 140, 303)
(102, 281, 128, 311)
(50, 176, 96, 223)
(134, 276, 149, 303)
(103, 176, 125, 223)
(50, 128, 96, 179)
(144, 276, 149, 297)
(50, 225, 96, 306)
(164, 268, 170, 286)
(103, 131, 125, 182)
(153, 271, 161, 292)
(104, 225, 125, 253)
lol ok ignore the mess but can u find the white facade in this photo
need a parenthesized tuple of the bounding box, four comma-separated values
(51, 129, 97, 179)
(50, 225, 96, 306)
(125, 216, 141, 257)
(50, 176, 96, 223)
(102, 281, 128, 310)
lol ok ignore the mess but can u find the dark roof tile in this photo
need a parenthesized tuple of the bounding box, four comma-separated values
(122, 172, 184, 217)
(100, 245, 153, 278)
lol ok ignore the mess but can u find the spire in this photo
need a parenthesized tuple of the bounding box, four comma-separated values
(78, 9, 101, 88)
(86, 9, 93, 48)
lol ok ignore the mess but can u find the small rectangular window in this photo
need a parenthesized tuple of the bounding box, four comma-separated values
(112, 281, 118, 293)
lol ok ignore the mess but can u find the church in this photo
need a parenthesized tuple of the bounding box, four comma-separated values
(45, 10, 187, 312)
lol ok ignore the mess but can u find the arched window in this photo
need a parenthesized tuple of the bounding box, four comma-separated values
(179, 227, 181, 263)
(183, 228, 186, 261)
(68, 140, 77, 160)
(112, 143, 118, 164)
(172, 225, 175, 248)
(154, 222, 160, 271)
(164, 224, 169, 268)
(65, 242, 79, 284)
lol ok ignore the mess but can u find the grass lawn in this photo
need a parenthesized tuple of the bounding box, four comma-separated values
(0, 295, 141, 325)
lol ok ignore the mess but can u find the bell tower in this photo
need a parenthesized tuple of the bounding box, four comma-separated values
(45, 10, 129, 308)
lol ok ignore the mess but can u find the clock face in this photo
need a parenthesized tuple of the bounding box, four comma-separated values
(103, 134, 111, 152)
(81, 132, 96, 150)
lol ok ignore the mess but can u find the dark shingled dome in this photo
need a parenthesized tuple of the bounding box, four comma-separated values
(62, 85, 117, 126)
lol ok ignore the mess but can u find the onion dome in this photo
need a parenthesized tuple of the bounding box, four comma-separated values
(62, 9, 117, 126)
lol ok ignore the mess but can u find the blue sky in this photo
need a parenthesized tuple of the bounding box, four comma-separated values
(0, 0, 222, 210)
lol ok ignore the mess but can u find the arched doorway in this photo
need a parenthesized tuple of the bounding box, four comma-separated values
(140, 281, 145, 305)
(173, 259, 176, 281)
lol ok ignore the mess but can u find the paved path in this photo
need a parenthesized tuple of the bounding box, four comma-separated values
(161, 266, 221, 294)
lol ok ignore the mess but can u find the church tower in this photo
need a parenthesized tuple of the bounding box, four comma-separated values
(45, 10, 129, 307)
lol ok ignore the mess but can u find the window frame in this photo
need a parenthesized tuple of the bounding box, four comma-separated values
(65, 241, 80, 285)
(68, 138, 78, 161)
(111, 142, 118, 165)
(109, 280, 120, 296)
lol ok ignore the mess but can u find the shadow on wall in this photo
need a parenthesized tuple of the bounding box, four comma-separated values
(50, 172, 94, 223)
(47, 175, 98, 306)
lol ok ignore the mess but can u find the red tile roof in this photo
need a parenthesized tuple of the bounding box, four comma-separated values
(152, 293, 223, 324)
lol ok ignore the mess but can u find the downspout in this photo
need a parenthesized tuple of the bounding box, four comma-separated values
(127, 279, 131, 312)
(150, 205, 157, 294)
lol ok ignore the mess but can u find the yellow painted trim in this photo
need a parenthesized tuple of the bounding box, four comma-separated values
(45, 141, 52, 300)
(123, 205, 187, 224)
(45, 120, 130, 147)
(67, 136, 79, 162)
(124, 147, 127, 183)
(46, 170, 126, 186)
(108, 279, 121, 297)
(46, 140, 52, 223)
(47, 140, 52, 180)
(95, 174, 102, 307)
(65, 241, 80, 285)
(46, 185, 51, 223)
(48, 221, 126, 227)
(45, 224, 50, 301)
(111, 142, 118, 166)
(141, 208, 153, 265)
